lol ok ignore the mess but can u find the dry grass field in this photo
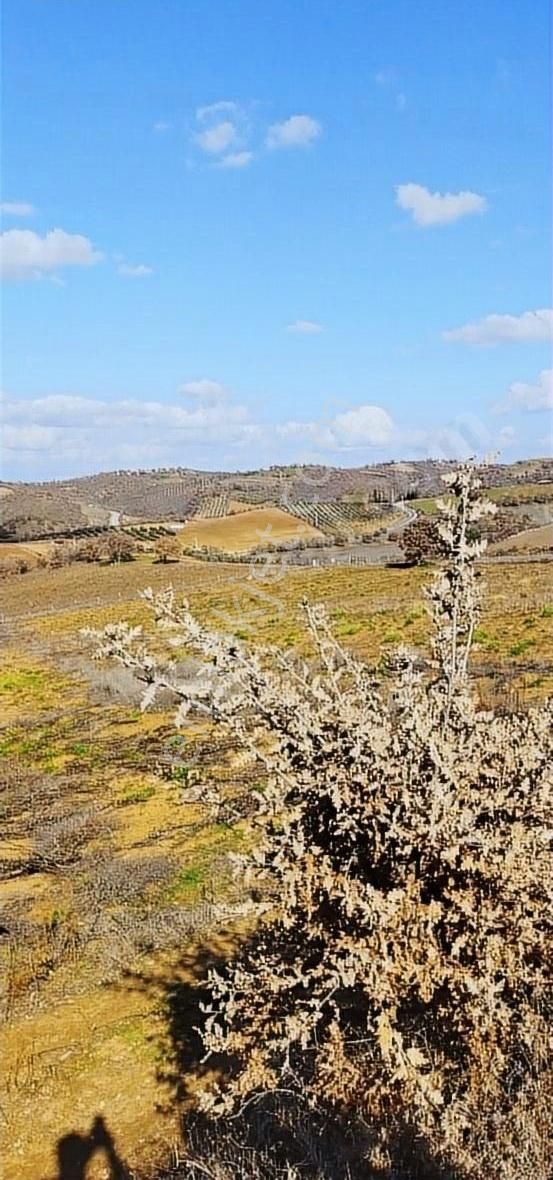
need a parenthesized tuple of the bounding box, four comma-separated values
(489, 521, 553, 553)
(177, 505, 323, 552)
(1, 548, 552, 1178)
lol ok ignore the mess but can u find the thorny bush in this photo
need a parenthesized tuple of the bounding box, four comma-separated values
(87, 467, 552, 1180)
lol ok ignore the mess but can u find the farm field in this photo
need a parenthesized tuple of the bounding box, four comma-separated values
(1, 547, 553, 1178)
(175, 504, 324, 552)
(489, 521, 553, 553)
(412, 480, 553, 516)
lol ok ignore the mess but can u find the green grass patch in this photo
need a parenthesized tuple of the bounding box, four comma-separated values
(0, 668, 46, 694)
(410, 497, 439, 516)
(166, 864, 208, 901)
(509, 638, 536, 657)
(119, 783, 156, 806)
(474, 627, 500, 653)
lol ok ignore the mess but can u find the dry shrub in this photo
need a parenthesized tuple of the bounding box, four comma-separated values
(78, 852, 176, 906)
(88, 466, 552, 1180)
(75, 658, 144, 705)
(32, 807, 112, 870)
(0, 554, 32, 578)
(76, 532, 136, 563)
(155, 535, 182, 563)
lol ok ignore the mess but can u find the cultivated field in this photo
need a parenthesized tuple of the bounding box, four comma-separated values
(176, 505, 323, 552)
(489, 521, 553, 553)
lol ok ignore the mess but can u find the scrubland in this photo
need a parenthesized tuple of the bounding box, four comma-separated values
(1, 497, 552, 1177)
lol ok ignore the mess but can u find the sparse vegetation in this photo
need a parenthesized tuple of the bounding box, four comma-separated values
(90, 467, 552, 1179)
(2, 464, 553, 1179)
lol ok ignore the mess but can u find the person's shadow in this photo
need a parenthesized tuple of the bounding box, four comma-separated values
(56, 1115, 129, 1179)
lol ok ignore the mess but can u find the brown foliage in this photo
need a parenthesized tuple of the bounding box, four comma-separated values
(154, 535, 182, 563)
(399, 516, 448, 564)
(76, 532, 136, 563)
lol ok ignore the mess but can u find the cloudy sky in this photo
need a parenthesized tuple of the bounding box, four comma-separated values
(1, 0, 551, 480)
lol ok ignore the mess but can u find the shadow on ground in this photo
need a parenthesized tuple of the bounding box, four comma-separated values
(56, 1115, 130, 1179)
(112, 937, 467, 1180)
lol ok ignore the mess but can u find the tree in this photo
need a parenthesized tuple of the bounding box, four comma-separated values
(399, 515, 448, 564)
(87, 467, 552, 1180)
(154, 535, 182, 564)
(76, 533, 136, 564)
(103, 532, 136, 563)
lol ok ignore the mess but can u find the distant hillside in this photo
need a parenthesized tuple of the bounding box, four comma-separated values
(1, 456, 552, 541)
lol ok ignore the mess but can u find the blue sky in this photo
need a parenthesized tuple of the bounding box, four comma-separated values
(1, 0, 551, 479)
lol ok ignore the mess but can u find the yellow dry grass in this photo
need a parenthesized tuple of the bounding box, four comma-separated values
(227, 498, 259, 514)
(0, 541, 47, 563)
(1, 977, 176, 1180)
(489, 522, 553, 553)
(178, 505, 323, 552)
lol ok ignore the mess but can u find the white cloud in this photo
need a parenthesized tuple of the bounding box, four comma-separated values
(327, 405, 394, 448)
(266, 115, 322, 150)
(117, 262, 153, 277)
(1, 391, 252, 460)
(0, 228, 103, 280)
(153, 120, 170, 132)
(444, 309, 553, 346)
(395, 92, 407, 112)
(196, 120, 238, 155)
(286, 320, 323, 335)
(1, 388, 397, 477)
(196, 101, 239, 122)
(7, 387, 531, 479)
(1, 201, 34, 216)
(395, 182, 488, 226)
(216, 151, 254, 169)
(278, 404, 394, 450)
(500, 369, 553, 412)
(178, 379, 229, 404)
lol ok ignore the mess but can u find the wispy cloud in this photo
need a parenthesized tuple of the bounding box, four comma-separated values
(375, 69, 407, 112)
(266, 115, 322, 150)
(216, 150, 254, 169)
(286, 320, 323, 334)
(396, 182, 488, 226)
(0, 228, 103, 280)
(374, 68, 397, 86)
(117, 262, 153, 277)
(1, 201, 34, 217)
(196, 120, 238, 155)
(178, 379, 229, 403)
(444, 309, 553, 346)
(196, 101, 239, 122)
(153, 120, 171, 132)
